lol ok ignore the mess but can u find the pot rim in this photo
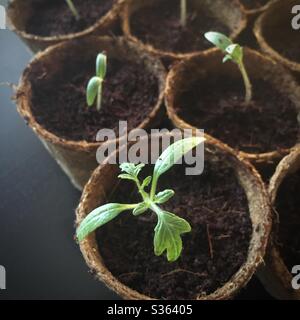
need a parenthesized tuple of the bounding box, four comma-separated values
(7, 0, 125, 43)
(267, 146, 300, 300)
(165, 47, 300, 164)
(121, 0, 247, 60)
(76, 133, 272, 300)
(16, 36, 166, 153)
(254, 0, 300, 72)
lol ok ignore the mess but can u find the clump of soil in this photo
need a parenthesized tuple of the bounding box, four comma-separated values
(176, 77, 299, 154)
(130, 0, 230, 54)
(240, 0, 269, 10)
(29, 58, 158, 142)
(97, 160, 252, 300)
(25, 0, 115, 36)
(275, 170, 300, 271)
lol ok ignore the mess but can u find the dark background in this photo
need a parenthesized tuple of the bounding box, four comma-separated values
(0, 3, 273, 300)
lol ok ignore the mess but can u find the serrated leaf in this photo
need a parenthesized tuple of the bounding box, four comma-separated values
(141, 176, 152, 189)
(154, 211, 191, 262)
(204, 32, 232, 51)
(154, 189, 175, 204)
(133, 203, 149, 216)
(86, 77, 101, 107)
(153, 137, 205, 180)
(77, 203, 130, 241)
(120, 163, 145, 179)
(96, 53, 107, 79)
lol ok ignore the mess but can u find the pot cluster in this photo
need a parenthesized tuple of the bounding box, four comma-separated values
(8, 0, 300, 300)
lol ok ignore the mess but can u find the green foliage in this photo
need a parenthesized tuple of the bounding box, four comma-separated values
(204, 31, 253, 105)
(76, 137, 205, 262)
(86, 53, 107, 111)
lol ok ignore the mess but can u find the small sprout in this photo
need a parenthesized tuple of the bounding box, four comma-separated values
(205, 31, 253, 105)
(65, 0, 80, 21)
(86, 53, 107, 112)
(180, 0, 187, 27)
(76, 137, 205, 262)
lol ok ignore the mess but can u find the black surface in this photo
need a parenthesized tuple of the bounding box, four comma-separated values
(0, 12, 273, 300)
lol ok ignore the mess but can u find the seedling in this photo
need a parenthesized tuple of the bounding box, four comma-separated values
(77, 137, 205, 262)
(205, 32, 253, 105)
(86, 53, 107, 112)
(181, 0, 187, 27)
(65, 0, 80, 20)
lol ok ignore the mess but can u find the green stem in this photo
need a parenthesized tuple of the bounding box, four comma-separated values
(238, 61, 252, 105)
(180, 0, 187, 27)
(66, 0, 80, 20)
(136, 179, 150, 203)
(150, 175, 158, 201)
(96, 83, 102, 112)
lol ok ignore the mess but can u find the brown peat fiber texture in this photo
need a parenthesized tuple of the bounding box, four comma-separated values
(130, 0, 230, 54)
(29, 57, 158, 142)
(276, 169, 300, 272)
(97, 160, 252, 300)
(25, 0, 115, 36)
(240, 0, 269, 10)
(176, 77, 299, 154)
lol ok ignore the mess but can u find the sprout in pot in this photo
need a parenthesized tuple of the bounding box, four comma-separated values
(77, 137, 203, 262)
(86, 53, 107, 112)
(8, 0, 122, 52)
(122, 0, 246, 59)
(165, 31, 300, 163)
(76, 134, 271, 300)
(205, 32, 252, 105)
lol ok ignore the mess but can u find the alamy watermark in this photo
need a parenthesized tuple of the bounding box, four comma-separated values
(292, 5, 300, 29)
(0, 4, 6, 30)
(292, 265, 300, 290)
(0, 265, 6, 290)
(95, 122, 205, 176)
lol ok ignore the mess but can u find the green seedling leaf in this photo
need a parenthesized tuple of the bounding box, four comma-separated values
(96, 53, 107, 79)
(133, 203, 149, 216)
(120, 163, 145, 180)
(204, 32, 232, 51)
(77, 203, 132, 241)
(154, 189, 175, 204)
(141, 176, 152, 190)
(153, 137, 204, 180)
(226, 44, 243, 64)
(118, 173, 136, 181)
(154, 210, 191, 262)
(86, 77, 101, 107)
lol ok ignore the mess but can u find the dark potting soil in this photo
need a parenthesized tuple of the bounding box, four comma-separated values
(29, 58, 158, 142)
(97, 160, 252, 299)
(240, 0, 269, 10)
(130, 0, 230, 54)
(276, 170, 300, 272)
(25, 0, 115, 36)
(176, 77, 299, 154)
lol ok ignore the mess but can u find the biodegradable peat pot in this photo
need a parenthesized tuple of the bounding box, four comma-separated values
(121, 0, 247, 60)
(16, 36, 166, 191)
(257, 147, 300, 300)
(239, 0, 276, 17)
(7, 0, 125, 53)
(165, 48, 300, 165)
(254, 0, 300, 73)
(76, 134, 271, 300)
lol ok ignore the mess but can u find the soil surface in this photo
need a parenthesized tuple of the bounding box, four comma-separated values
(240, 0, 269, 10)
(25, 0, 115, 36)
(29, 57, 158, 142)
(97, 159, 252, 299)
(176, 77, 299, 154)
(276, 170, 300, 271)
(130, 0, 230, 54)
